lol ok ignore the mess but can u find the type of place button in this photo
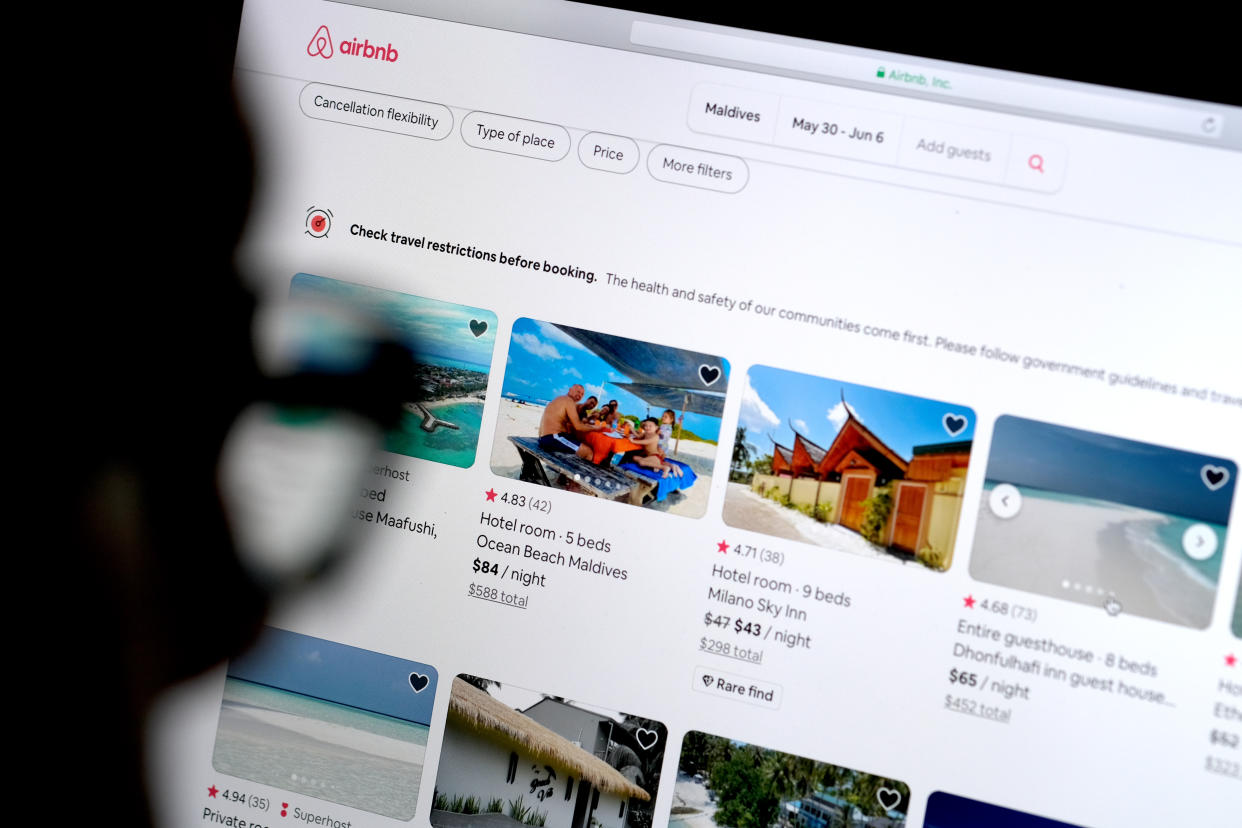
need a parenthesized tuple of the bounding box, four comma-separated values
(461, 111, 569, 161)
(648, 144, 748, 193)
(692, 665, 781, 709)
(578, 132, 639, 174)
(299, 83, 452, 140)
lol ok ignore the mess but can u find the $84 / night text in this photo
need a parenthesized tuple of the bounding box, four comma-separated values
(704, 612, 765, 637)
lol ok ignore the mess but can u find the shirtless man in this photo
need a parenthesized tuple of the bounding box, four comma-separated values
(538, 384, 605, 460)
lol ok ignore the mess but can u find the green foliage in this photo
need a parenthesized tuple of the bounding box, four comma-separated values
(709, 751, 780, 828)
(508, 796, 533, 823)
(432, 790, 448, 811)
(486, 797, 505, 814)
(462, 797, 481, 815)
(813, 503, 832, 523)
(525, 809, 548, 827)
(859, 488, 893, 544)
(796, 503, 814, 517)
(917, 545, 949, 571)
(750, 454, 773, 476)
(732, 426, 753, 474)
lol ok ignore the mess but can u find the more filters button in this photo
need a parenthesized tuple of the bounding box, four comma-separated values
(648, 145, 748, 193)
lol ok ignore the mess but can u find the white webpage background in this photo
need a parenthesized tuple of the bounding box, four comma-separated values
(148, 1, 1242, 827)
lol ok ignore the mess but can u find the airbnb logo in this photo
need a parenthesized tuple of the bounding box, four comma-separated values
(307, 25, 332, 58)
(306, 25, 398, 63)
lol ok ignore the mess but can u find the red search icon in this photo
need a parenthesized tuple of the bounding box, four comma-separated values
(1028, 153, 1045, 173)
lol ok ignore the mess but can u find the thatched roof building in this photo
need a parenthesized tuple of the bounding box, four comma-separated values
(447, 678, 650, 801)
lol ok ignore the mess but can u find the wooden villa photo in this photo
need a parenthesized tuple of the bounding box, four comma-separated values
(725, 367, 976, 571)
(431, 676, 667, 828)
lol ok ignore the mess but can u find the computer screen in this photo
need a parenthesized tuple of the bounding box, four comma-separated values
(147, 2, 1242, 826)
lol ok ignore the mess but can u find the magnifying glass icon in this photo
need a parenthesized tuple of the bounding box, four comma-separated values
(1028, 153, 1045, 173)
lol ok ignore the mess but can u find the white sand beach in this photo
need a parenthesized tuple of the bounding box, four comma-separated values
(970, 492, 1214, 627)
(722, 484, 914, 564)
(219, 702, 427, 764)
(490, 398, 716, 517)
(669, 774, 719, 828)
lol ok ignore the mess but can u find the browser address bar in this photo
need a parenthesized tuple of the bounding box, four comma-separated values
(630, 21, 1224, 140)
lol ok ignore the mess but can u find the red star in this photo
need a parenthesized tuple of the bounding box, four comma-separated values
(1227, 654, 1237, 667)
(208, 785, 219, 798)
(963, 595, 976, 609)
(485, 488, 497, 502)
(716, 540, 729, 554)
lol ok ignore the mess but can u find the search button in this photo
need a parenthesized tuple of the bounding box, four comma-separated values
(1005, 135, 1066, 192)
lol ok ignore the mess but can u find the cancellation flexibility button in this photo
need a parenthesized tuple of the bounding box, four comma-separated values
(461, 111, 570, 161)
(647, 144, 748, 193)
(299, 83, 452, 140)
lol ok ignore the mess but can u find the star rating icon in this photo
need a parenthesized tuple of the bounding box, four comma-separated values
(485, 488, 497, 502)
(963, 595, 976, 609)
(1227, 654, 1237, 668)
(208, 785, 219, 798)
(717, 540, 729, 554)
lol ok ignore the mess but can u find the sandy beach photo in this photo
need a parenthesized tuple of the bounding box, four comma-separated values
(491, 319, 728, 518)
(290, 272, 498, 468)
(969, 416, 1235, 628)
(211, 627, 439, 819)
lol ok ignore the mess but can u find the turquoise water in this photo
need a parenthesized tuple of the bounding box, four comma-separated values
(1234, 576, 1242, 638)
(213, 678, 427, 819)
(385, 401, 483, 468)
(984, 481, 1225, 584)
(420, 355, 489, 373)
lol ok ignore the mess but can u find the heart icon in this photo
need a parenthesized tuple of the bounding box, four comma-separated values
(699, 365, 721, 386)
(875, 787, 901, 811)
(469, 319, 488, 338)
(409, 672, 430, 693)
(635, 728, 659, 750)
(942, 413, 967, 436)
(1201, 464, 1229, 491)
(701, 674, 714, 687)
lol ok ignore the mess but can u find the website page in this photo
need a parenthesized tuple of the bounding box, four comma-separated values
(150, 2, 1242, 827)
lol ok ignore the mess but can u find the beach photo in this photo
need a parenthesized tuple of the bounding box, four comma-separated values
(490, 318, 729, 517)
(1234, 574, 1242, 639)
(669, 731, 909, 828)
(924, 791, 1082, 828)
(290, 273, 498, 468)
(969, 416, 1236, 628)
(430, 675, 667, 828)
(211, 627, 439, 820)
(723, 367, 974, 571)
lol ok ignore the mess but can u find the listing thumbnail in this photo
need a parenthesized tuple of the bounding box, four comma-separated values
(490, 318, 729, 517)
(1233, 572, 1242, 639)
(923, 791, 1083, 828)
(969, 416, 1235, 628)
(290, 273, 498, 468)
(211, 626, 439, 820)
(430, 675, 668, 828)
(724, 366, 974, 570)
(670, 731, 910, 828)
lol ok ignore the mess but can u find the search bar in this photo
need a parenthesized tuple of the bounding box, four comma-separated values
(631, 21, 1224, 140)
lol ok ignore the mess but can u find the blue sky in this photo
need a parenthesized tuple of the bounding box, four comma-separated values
(738, 366, 975, 460)
(291, 273, 497, 368)
(986, 416, 1236, 524)
(501, 318, 726, 441)
(228, 627, 437, 724)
